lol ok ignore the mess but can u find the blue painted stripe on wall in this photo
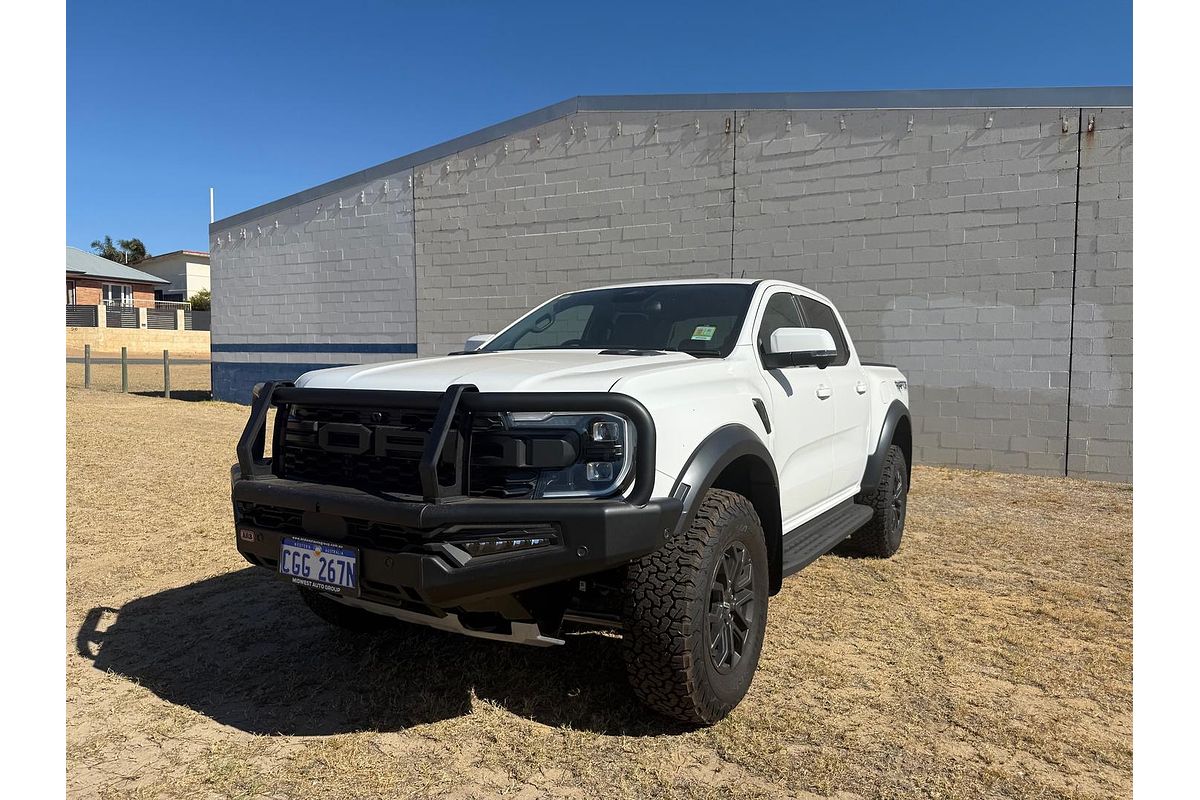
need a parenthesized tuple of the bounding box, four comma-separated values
(212, 342, 417, 354)
(212, 361, 351, 405)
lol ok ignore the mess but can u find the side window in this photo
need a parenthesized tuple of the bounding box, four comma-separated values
(756, 293, 803, 358)
(797, 296, 851, 366)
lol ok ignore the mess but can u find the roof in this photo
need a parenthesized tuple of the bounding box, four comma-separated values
(65, 246, 170, 285)
(138, 249, 210, 265)
(212, 86, 1133, 230)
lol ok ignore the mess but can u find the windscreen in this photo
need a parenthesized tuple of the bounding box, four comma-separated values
(481, 283, 756, 358)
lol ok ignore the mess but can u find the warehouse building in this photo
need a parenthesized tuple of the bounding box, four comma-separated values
(209, 87, 1132, 481)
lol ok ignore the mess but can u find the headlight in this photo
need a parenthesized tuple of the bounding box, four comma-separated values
(476, 411, 634, 498)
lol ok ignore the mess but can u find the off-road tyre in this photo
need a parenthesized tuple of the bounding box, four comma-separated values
(621, 488, 769, 725)
(297, 586, 395, 632)
(848, 444, 908, 558)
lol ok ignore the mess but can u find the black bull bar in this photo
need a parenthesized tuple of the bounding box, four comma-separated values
(235, 382, 659, 506)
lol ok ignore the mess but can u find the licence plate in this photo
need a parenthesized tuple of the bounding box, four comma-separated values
(279, 537, 359, 596)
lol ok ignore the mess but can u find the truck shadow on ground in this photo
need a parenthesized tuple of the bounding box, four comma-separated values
(76, 567, 690, 737)
(132, 390, 213, 402)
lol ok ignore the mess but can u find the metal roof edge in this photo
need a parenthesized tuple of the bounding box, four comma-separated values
(211, 96, 582, 230)
(211, 86, 1131, 232)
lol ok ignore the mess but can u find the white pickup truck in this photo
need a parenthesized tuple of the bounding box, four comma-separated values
(231, 279, 911, 724)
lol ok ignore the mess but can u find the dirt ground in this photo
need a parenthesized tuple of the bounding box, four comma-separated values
(66, 363, 211, 399)
(66, 387, 1132, 799)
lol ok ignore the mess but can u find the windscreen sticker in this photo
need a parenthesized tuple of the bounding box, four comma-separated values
(691, 325, 716, 341)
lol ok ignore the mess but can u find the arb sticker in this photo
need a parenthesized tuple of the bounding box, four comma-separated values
(691, 325, 716, 341)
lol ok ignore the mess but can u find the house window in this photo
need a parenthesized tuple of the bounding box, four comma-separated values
(67, 280, 76, 305)
(103, 283, 133, 306)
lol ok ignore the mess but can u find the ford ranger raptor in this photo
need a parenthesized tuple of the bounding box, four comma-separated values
(231, 279, 912, 724)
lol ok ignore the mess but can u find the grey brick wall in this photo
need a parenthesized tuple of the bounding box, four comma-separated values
(210, 94, 1132, 481)
(733, 109, 1080, 475)
(212, 170, 416, 354)
(209, 169, 416, 400)
(413, 111, 733, 356)
(1068, 108, 1133, 480)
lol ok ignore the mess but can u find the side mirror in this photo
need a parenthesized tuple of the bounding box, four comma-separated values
(463, 334, 495, 352)
(763, 327, 838, 369)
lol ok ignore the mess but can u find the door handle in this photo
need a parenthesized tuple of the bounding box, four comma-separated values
(816, 385, 832, 400)
(855, 381, 868, 395)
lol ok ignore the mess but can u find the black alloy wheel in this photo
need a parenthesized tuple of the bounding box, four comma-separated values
(707, 541, 757, 675)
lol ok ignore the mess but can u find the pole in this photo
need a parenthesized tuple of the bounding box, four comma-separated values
(83, 344, 91, 388)
(121, 347, 128, 393)
(210, 188, 215, 224)
(163, 350, 171, 399)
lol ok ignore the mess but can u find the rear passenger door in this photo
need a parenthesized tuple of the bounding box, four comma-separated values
(796, 294, 871, 496)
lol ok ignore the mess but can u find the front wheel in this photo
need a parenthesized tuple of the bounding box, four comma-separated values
(621, 488, 769, 725)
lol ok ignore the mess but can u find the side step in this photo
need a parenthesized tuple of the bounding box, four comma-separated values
(780, 499, 874, 578)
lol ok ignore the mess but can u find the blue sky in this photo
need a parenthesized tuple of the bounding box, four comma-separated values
(67, 0, 1131, 254)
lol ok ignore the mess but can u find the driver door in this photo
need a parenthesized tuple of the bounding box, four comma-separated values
(754, 291, 835, 526)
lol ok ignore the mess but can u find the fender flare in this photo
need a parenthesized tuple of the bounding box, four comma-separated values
(860, 399, 912, 492)
(669, 423, 779, 534)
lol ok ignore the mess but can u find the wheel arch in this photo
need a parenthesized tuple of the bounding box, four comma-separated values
(669, 424, 785, 595)
(861, 400, 912, 492)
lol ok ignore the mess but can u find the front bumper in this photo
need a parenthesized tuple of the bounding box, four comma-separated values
(233, 469, 681, 607)
(231, 381, 680, 609)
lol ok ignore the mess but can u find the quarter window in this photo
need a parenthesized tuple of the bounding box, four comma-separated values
(797, 296, 851, 366)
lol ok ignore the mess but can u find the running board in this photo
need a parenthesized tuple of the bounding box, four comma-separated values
(780, 500, 874, 578)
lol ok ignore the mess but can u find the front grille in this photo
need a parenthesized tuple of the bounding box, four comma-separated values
(280, 404, 454, 496)
(277, 404, 539, 499)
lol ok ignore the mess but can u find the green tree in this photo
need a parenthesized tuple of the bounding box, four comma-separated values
(90, 235, 150, 266)
(188, 288, 211, 311)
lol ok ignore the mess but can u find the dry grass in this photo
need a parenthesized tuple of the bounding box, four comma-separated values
(66, 387, 1131, 799)
(66, 363, 211, 399)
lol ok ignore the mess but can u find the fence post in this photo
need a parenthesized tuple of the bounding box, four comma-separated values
(163, 350, 171, 399)
(95, 304, 107, 328)
(175, 309, 186, 330)
(121, 347, 128, 393)
(84, 344, 92, 389)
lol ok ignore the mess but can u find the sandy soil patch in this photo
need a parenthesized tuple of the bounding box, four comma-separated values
(66, 387, 1131, 799)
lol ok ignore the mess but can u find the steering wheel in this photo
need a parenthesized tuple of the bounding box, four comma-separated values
(560, 338, 584, 348)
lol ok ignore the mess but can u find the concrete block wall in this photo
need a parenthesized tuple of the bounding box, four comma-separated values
(413, 111, 733, 356)
(209, 92, 1131, 481)
(209, 168, 417, 402)
(1068, 108, 1133, 480)
(734, 109, 1080, 474)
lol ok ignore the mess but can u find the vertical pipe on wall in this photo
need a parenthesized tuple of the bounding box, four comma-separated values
(1064, 108, 1084, 477)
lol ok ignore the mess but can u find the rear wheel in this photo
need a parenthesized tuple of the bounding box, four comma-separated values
(297, 586, 395, 632)
(621, 489, 768, 725)
(848, 444, 908, 557)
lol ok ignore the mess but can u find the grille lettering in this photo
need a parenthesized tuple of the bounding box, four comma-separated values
(316, 422, 371, 454)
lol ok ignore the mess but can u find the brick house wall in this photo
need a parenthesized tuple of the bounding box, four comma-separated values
(68, 277, 156, 308)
